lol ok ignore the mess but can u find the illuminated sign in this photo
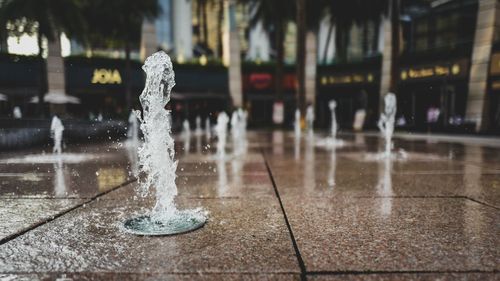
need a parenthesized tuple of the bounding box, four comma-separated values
(91, 68, 122, 84)
(490, 53, 500, 76)
(491, 80, 500, 90)
(320, 73, 375, 86)
(97, 168, 126, 192)
(400, 60, 467, 81)
(249, 73, 272, 90)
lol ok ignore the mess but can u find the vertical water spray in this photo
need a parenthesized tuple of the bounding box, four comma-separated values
(182, 119, 191, 153)
(205, 118, 211, 139)
(126, 111, 140, 177)
(182, 119, 191, 136)
(50, 116, 64, 154)
(127, 111, 139, 146)
(215, 112, 229, 159)
(329, 100, 337, 139)
(306, 105, 314, 139)
(195, 116, 202, 135)
(13, 106, 22, 119)
(123, 51, 206, 236)
(294, 109, 301, 139)
(294, 109, 301, 160)
(378, 93, 397, 158)
(232, 108, 247, 156)
(239, 109, 248, 138)
(231, 111, 240, 142)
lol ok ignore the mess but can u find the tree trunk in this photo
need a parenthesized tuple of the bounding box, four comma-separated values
(335, 24, 348, 63)
(37, 33, 45, 117)
(296, 0, 306, 115)
(323, 22, 334, 64)
(275, 20, 285, 101)
(228, 0, 242, 108)
(124, 41, 132, 112)
(216, 0, 224, 57)
(197, 0, 203, 43)
(362, 21, 368, 55)
(389, 0, 400, 93)
(202, 0, 208, 46)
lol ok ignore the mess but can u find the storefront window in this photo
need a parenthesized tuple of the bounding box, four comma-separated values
(403, 3, 477, 54)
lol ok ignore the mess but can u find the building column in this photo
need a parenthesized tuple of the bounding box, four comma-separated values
(379, 17, 392, 110)
(226, 0, 242, 108)
(305, 31, 317, 105)
(140, 20, 158, 61)
(173, 0, 193, 61)
(466, 0, 500, 132)
(46, 36, 66, 115)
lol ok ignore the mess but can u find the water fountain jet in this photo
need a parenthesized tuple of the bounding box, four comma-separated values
(205, 118, 211, 139)
(215, 112, 229, 159)
(306, 105, 314, 139)
(378, 93, 397, 158)
(195, 116, 202, 136)
(123, 51, 206, 236)
(294, 109, 301, 139)
(50, 116, 64, 154)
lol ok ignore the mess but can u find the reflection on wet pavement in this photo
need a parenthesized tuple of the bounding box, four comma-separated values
(0, 131, 498, 279)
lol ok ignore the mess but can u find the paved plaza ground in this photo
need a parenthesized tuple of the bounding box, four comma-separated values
(0, 131, 498, 280)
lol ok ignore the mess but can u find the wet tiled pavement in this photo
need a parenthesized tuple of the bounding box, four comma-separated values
(0, 131, 498, 280)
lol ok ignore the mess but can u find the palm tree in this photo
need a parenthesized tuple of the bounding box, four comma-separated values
(0, 0, 85, 116)
(240, 0, 295, 102)
(324, 0, 387, 63)
(81, 0, 160, 111)
(294, 0, 388, 125)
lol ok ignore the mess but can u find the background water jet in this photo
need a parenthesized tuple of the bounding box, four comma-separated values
(378, 93, 397, 158)
(51, 116, 64, 154)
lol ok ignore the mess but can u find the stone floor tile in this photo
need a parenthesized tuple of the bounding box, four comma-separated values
(0, 192, 299, 274)
(281, 197, 499, 272)
(0, 198, 84, 241)
(0, 142, 133, 199)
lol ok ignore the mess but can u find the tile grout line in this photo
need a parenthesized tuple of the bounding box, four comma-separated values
(462, 196, 500, 211)
(0, 178, 136, 246)
(356, 195, 500, 210)
(307, 269, 500, 276)
(261, 150, 307, 281)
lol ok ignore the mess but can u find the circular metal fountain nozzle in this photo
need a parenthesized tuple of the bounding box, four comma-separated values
(123, 210, 207, 236)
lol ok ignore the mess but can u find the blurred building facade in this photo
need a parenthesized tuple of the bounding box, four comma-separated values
(0, 0, 499, 134)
